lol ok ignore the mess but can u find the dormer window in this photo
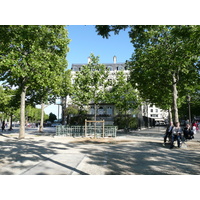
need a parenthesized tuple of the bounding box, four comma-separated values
(107, 66, 112, 71)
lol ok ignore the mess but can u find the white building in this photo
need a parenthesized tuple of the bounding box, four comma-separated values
(68, 56, 168, 125)
(141, 103, 168, 124)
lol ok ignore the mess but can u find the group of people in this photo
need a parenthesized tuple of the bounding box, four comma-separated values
(163, 120, 199, 149)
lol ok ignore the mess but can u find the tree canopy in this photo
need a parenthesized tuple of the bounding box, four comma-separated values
(73, 54, 110, 108)
(96, 25, 200, 123)
(0, 25, 70, 138)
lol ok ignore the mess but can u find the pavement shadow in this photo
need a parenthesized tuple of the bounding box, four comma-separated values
(0, 138, 88, 175)
(78, 140, 200, 175)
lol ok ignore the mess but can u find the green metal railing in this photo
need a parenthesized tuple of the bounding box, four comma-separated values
(56, 125, 117, 137)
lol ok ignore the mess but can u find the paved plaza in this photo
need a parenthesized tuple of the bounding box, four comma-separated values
(0, 126, 200, 175)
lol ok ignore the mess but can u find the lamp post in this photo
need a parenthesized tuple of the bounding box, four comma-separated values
(56, 98, 61, 122)
(187, 95, 191, 125)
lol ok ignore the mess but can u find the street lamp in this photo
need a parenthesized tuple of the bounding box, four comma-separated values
(56, 98, 61, 122)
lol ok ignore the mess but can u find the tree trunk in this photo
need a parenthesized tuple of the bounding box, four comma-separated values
(61, 97, 67, 125)
(9, 114, 13, 130)
(168, 107, 173, 123)
(172, 73, 179, 124)
(94, 103, 97, 138)
(19, 87, 27, 139)
(39, 103, 44, 132)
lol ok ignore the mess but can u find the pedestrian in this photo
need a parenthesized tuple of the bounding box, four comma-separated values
(192, 123, 197, 135)
(163, 121, 174, 146)
(183, 124, 194, 139)
(1, 121, 5, 132)
(195, 121, 199, 131)
(170, 122, 182, 149)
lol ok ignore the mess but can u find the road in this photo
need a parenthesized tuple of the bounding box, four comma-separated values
(0, 126, 200, 175)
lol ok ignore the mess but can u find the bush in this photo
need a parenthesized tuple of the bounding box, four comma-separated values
(70, 115, 92, 125)
(114, 116, 138, 130)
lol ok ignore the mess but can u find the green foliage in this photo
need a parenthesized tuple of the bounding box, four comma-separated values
(25, 105, 48, 122)
(0, 25, 70, 89)
(59, 69, 73, 98)
(95, 25, 200, 123)
(69, 115, 89, 125)
(107, 71, 140, 114)
(95, 25, 129, 39)
(0, 25, 70, 137)
(114, 116, 138, 129)
(64, 105, 79, 116)
(126, 25, 200, 121)
(0, 86, 21, 116)
(73, 53, 110, 106)
(48, 112, 57, 123)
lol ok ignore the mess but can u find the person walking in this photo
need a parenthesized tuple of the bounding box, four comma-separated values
(1, 121, 5, 132)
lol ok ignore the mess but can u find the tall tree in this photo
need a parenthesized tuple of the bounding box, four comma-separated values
(107, 71, 140, 130)
(72, 54, 110, 137)
(128, 25, 200, 123)
(0, 25, 70, 138)
(107, 71, 140, 114)
(0, 86, 21, 129)
(96, 25, 200, 123)
(73, 53, 110, 120)
(59, 69, 73, 125)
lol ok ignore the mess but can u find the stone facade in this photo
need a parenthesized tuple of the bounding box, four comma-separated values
(67, 56, 168, 124)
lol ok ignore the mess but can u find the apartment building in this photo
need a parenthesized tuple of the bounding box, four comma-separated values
(67, 56, 168, 125)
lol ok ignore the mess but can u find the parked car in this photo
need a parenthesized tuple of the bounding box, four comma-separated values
(159, 121, 166, 125)
(51, 123, 62, 127)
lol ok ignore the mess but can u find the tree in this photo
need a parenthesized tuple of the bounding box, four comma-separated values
(72, 54, 110, 137)
(0, 86, 21, 129)
(0, 25, 70, 138)
(107, 71, 140, 113)
(107, 71, 140, 130)
(95, 25, 200, 123)
(64, 105, 79, 125)
(59, 69, 73, 125)
(128, 26, 200, 123)
(49, 112, 57, 123)
(73, 53, 110, 120)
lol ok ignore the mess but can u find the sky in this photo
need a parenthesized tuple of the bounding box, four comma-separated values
(43, 25, 135, 118)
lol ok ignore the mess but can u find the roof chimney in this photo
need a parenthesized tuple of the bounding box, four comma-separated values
(113, 56, 117, 64)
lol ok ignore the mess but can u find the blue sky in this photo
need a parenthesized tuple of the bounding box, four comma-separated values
(44, 25, 135, 118)
(66, 25, 134, 67)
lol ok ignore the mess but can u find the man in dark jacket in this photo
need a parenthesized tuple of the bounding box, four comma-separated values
(163, 122, 174, 146)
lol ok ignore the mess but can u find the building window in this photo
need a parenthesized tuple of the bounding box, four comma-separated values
(107, 66, 112, 71)
(73, 66, 78, 71)
(107, 107, 112, 115)
(150, 114, 158, 117)
(98, 107, 104, 115)
(150, 109, 153, 112)
(90, 106, 94, 115)
(118, 66, 124, 71)
(156, 109, 158, 112)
